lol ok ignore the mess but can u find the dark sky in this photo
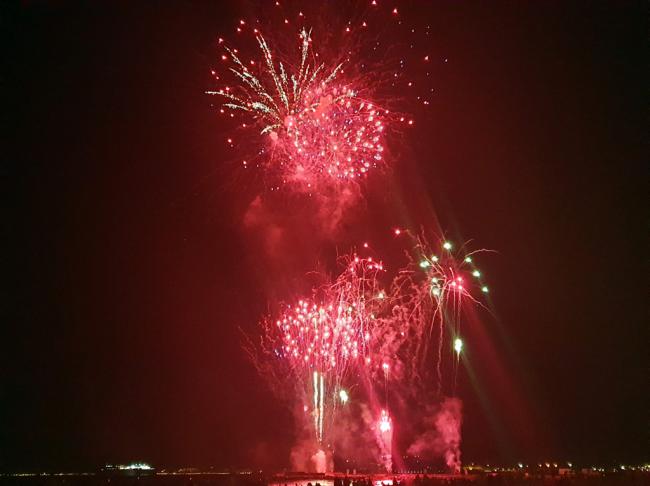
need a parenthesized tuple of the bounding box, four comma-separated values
(2, 0, 647, 472)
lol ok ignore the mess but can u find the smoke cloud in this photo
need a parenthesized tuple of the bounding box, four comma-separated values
(289, 438, 333, 473)
(407, 397, 463, 473)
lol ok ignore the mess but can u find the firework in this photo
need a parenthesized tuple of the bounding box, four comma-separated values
(244, 235, 491, 474)
(210, 25, 398, 192)
(247, 230, 490, 467)
(378, 409, 392, 433)
(219, 2, 482, 474)
(255, 255, 387, 443)
(358, 232, 488, 472)
(377, 409, 393, 472)
(367, 231, 490, 397)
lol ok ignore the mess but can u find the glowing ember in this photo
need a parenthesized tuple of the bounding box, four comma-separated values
(454, 337, 463, 355)
(379, 409, 392, 433)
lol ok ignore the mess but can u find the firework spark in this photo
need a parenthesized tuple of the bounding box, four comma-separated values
(249, 234, 489, 448)
(252, 255, 387, 443)
(364, 231, 491, 398)
(210, 27, 391, 192)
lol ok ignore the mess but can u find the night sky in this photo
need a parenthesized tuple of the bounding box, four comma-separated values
(2, 0, 647, 472)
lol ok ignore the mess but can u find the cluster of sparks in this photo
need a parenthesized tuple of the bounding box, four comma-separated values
(382, 232, 491, 394)
(278, 300, 364, 369)
(210, 27, 389, 190)
(272, 256, 384, 374)
(205, 0, 451, 195)
(274, 294, 370, 442)
(257, 256, 386, 442)
(253, 232, 490, 446)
